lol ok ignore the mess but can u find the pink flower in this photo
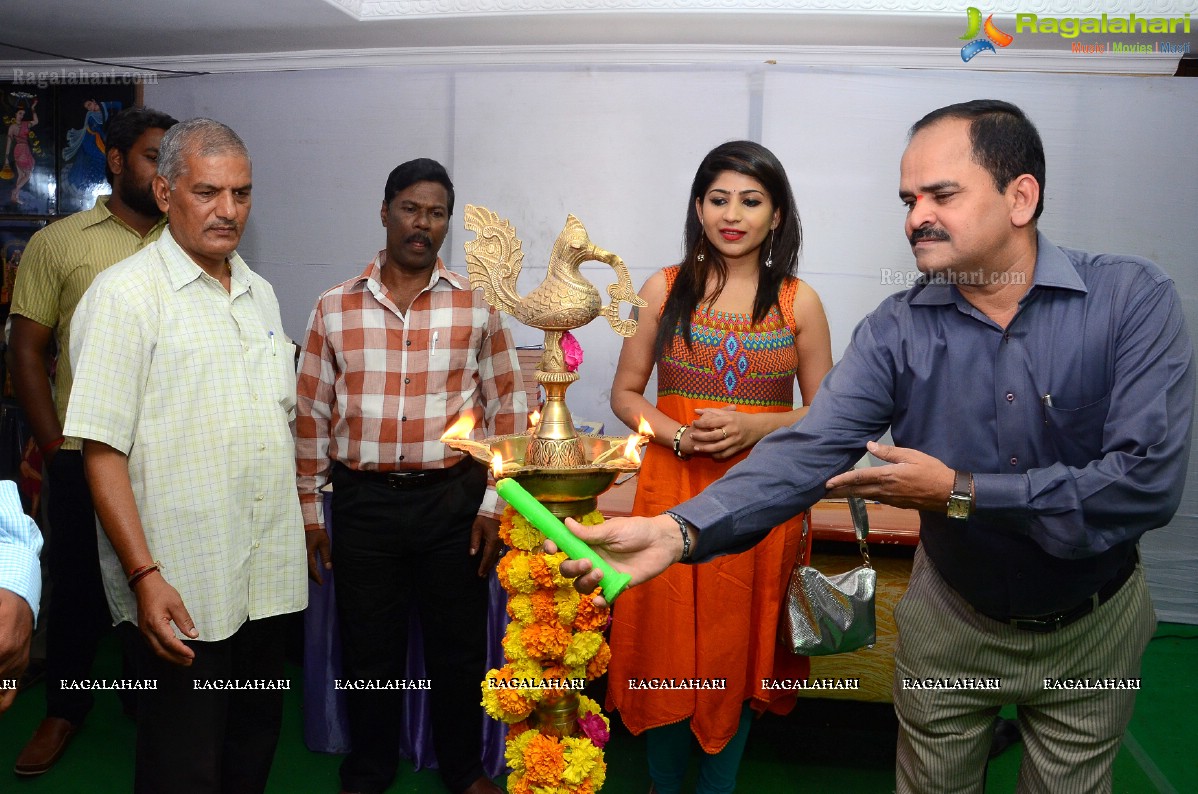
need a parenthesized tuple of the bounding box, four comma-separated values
(561, 332, 584, 373)
(577, 713, 609, 748)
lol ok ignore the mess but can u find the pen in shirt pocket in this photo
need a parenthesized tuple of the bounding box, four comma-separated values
(269, 330, 277, 356)
(431, 330, 439, 357)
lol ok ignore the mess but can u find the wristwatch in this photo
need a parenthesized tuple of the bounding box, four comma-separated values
(947, 470, 973, 520)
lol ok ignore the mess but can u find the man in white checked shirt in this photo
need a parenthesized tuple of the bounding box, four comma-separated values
(65, 118, 306, 794)
(296, 159, 524, 794)
(0, 479, 42, 715)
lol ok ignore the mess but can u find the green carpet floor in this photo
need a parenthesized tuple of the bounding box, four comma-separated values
(1, 623, 1194, 793)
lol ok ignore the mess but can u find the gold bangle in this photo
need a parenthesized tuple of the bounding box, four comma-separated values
(672, 424, 691, 460)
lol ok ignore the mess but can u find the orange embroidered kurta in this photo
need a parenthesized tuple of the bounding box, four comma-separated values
(607, 267, 810, 752)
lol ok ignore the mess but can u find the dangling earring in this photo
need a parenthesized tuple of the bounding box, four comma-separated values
(764, 231, 774, 269)
(696, 238, 706, 262)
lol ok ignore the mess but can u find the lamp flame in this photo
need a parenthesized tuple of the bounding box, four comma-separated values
(491, 452, 504, 480)
(637, 416, 654, 437)
(529, 410, 542, 428)
(441, 415, 476, 441)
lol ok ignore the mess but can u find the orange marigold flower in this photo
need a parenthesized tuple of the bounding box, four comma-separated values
(521, 622, 571, 660)
(522, 734, 567, 787)
(573, 593, 609, 632)
(586, 640, 612, 680)
(506, 773, 533, 794)
(529, 590, 558, 624)
(498, 513, 516, 547)
(527, 555, 557, 589)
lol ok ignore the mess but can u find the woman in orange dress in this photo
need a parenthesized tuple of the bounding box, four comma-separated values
(607, 140, 832, 793)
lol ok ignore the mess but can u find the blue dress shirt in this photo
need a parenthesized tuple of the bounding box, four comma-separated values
(0, 479, 43, 621)
(676, 233, 1194, 617)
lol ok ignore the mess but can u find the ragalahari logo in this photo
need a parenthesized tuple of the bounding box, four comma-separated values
(960, 7, 1014, 61)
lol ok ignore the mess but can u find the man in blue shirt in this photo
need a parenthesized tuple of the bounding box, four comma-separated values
(559, 100, 1194, 792)
(0, 479, 43, 715)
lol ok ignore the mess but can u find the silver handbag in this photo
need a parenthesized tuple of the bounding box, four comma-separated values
(782, 497, 877, 656)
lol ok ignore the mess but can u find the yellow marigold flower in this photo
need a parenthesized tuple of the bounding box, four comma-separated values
(503, 622, 530, 663)
(561, 736, 604, 786)
(563, 630, 603, 668)
(508, 593, 535, 624)
(504, 728, 537, 772)
(508, 510, 547, 552)
(554, 587, 581, 624)
(578, 509, 605, 526)
(506, 553, 538, 594)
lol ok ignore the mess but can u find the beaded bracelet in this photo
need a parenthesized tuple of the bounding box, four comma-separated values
(672, 424, 691, 460)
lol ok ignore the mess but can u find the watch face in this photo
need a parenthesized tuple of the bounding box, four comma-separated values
(947, 495, 971, 520)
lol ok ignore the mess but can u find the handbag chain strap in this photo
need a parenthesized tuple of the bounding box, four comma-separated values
(847, 496, 873, 569)
(798, 497, 873, 568)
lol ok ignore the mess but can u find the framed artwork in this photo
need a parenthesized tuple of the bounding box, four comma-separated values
(55, 84, 137, 214)
(0, 87, 55, 215)
(0, 218, 45, 322)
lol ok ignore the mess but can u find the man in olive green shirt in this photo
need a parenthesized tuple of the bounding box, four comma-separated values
(6, 107, 177, 776)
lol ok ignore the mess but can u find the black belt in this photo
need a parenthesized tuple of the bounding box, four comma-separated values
(333, 457, 475, 489)
(985, 552, 1138, 633)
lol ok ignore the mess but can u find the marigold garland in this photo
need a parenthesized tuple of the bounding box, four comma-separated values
(482, 505, 614, 793)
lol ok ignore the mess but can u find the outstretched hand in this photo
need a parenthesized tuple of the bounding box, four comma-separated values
(824, 440, 955, 512)
(547, 514, 683, 608)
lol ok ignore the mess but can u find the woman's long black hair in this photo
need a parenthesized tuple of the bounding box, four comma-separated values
(654, 140, 802, 359)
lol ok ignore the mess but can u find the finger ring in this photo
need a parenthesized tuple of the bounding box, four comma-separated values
(721, 428, 727, 440)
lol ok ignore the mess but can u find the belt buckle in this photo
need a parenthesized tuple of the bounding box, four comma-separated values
(1008, 592, 1099, 633)
(1009, 615, 1062, 633)
(384, 471, 423, 488)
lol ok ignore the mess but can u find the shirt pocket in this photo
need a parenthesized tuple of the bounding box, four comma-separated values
(1042, 392, 1111, 469)
(272, 342, 299, 414)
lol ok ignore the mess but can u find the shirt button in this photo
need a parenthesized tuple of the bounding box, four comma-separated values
(255, 494, 264, 501)
(1010, 457, 1018, 466)
(258, 444, 266, 451)
(399, 455, 405, 461)
(253, 542, 261, 549)
(243, 344, 250, 352)
(401, 416, 407, 422)
(253, 394, 259, 401)
(1006, 392, 1015, 402)
(404, 377, 410, 385)
(405, 340, 412, 346)
(1003, 332, 1010, 342)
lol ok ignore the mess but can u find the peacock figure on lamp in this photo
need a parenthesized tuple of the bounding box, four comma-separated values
(443, 206, 649, 517)
(461, 208, 646, 793)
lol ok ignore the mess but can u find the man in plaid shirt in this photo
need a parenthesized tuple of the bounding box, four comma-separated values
(296, 158, 525, 794)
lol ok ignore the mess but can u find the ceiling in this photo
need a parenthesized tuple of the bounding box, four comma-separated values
(1, 1, 1193, 73)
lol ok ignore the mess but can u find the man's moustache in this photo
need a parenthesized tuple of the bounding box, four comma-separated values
(910, 228, 950, 244)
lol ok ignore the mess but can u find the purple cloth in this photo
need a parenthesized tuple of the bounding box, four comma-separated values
(302, 493, 508, 777)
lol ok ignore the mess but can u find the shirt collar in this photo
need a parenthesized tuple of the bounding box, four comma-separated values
(908, 231, 1087, 307)
(158, 226, 251, 294)
(80, 195, 169, 239)
(355, 251, 463, 293)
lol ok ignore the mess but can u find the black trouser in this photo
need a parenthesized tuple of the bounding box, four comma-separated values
(332, 461, 490, 794)
(43, 449, 129, 722)
(133, 615, 288, 794)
